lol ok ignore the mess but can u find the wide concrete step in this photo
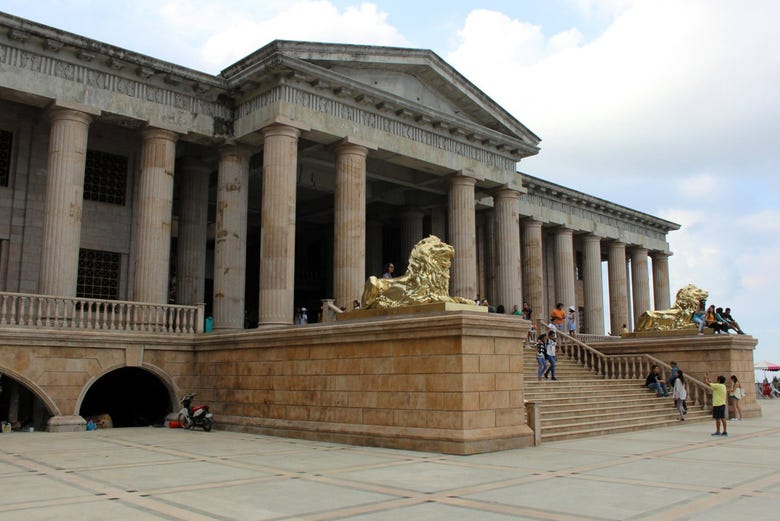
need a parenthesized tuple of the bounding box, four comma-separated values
(539, 400, 685, 420)
(541, 414, 710, 443)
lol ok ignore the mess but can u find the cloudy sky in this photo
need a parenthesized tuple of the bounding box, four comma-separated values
(3, 0, 778, 365)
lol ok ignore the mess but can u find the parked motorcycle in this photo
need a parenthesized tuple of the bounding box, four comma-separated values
(177, 393, 214, 431)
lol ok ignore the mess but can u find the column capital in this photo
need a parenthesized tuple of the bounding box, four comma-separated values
(219, 143, 254, 161)
(554, 226, 574, 237)
(141, 127, 178, 143)
(650, 250, 672, 259)
(450, 169, 483, 182)
(492, 186, 522, 201)
(261, 122, 301, 140)
(333, 141, 370, 158)
(333, 136, 377, 152)
(47, 107, 93, 126)
(582, 233, 602, 243)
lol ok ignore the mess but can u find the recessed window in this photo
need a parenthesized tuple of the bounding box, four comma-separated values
(77, 248, 120, 300)
(0, 130, 12, 187)
(84, 150, 127, 205)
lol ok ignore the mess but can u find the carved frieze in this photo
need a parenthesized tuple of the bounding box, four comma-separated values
(0, 43, 231, 122)
(237, 83, 517, 171)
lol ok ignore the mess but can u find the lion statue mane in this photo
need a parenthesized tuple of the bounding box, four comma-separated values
(634, 284, 708, 332)
(361, 235, 475, 309)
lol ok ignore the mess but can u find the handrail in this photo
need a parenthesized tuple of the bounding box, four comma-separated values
(535, 320, 711, 408)
(0, 291, 204, 334)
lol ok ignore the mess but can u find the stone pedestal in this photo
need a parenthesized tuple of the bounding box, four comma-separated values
(176, 158, 210, 305)
(47, 415, 86, 432)
(195, 312, 534, 454)
(214, 145, 251, 330)
(39, 108, 92, 297)
(258, 124, 299, 325)
(133, 128, 178, 304)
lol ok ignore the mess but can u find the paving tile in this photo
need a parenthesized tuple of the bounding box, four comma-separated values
(464, 476, 707, 520)
(76, 460, 273, 492)
(0, 473, 94, 505)
(152, 477, 398, 520)
(336, 461, 531, 493)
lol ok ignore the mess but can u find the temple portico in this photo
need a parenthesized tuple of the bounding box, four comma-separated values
(0, 14, 678, 332)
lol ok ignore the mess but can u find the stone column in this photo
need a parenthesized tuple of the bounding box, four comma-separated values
(651, 252, 671, 310)
(608, 241, 629, 335)
(553, 227, 576, 310)
(582, 234, 604, 335)
(493, 188, 521, 312)
(175, 158, 210, 305)
(258, 124, 299, 325)
(631, 247, 651, 327)
(399, 208, 424, 269)
(366, 219, 383, 278)
(448, 173, 478, 300)
(39, 108, 92, 297)
(133, 128, 177, 303)
(522, 219, 544, 324)
(625, 259, 633, 330)
(333, 142, 368, 309)
(431, 206, 446, 240)
(213, 145, 250, 330)
(485, 210, 496, 303)
(476, 212, 486, 301)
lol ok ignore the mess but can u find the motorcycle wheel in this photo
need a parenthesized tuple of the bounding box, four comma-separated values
(177, 412, 192, 429)
(202, 418, 213, 432)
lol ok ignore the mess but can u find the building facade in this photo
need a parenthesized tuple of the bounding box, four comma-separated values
(0, 12, 677, 335)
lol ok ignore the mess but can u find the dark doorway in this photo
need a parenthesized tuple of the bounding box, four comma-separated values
(0, 374, 52, 431)
(79, 367, 171, 427)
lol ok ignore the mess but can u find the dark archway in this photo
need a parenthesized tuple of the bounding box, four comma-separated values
(79, 367, 171, 427)
(0, 374, 53, 431)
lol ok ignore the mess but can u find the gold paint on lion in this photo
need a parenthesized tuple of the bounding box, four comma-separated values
(361, 235, 475, 309)
(635, 284, 708, 332)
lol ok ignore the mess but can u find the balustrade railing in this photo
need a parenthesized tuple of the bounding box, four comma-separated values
(0, 291, 204, 334)
(536, 320, 711, 408)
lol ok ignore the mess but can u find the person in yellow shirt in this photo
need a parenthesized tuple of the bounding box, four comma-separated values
(704, 373, 728, 436)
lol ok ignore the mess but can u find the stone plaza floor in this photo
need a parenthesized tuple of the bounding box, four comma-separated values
(2, 401, 780, 521)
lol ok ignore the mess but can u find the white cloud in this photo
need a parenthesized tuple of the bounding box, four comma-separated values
(156, 1, 408, 71)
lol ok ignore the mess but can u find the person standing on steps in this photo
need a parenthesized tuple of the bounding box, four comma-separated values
(672, 370, 688, 421)
(382, 263, 395, 279)
(543, 330, 557, 380)
(704, 373, 728, 436)
(535, 332, 548, 381)
(550, 303, 566, 332)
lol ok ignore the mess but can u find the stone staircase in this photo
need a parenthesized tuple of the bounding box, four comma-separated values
(522, 345, 711, 442)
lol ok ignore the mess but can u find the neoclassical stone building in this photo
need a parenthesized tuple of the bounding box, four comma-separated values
(8, 13, 745, 451)
(0, 12, 677, 333)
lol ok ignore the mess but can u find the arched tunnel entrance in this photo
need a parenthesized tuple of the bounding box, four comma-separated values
(0, 374, 53, 431)
(80, 367, 172, 427)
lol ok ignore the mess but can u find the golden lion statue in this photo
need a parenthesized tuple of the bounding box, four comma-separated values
(361, 235, 475, 309)
(635, 284, 708, 332)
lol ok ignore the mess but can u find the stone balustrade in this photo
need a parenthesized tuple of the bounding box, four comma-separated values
(0, 291, 204, 334)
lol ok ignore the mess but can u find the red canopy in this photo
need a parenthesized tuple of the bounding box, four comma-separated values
(754, 360, 780, 371)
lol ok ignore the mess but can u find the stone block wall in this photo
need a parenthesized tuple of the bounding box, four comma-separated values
(194, 312, 533, 454)
(592, 335, 761, 418)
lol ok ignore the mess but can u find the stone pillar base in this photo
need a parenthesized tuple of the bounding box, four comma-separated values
(47, 415, 86, 432)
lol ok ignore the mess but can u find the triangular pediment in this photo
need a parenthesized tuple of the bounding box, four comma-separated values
(222, 41, 541, 154)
